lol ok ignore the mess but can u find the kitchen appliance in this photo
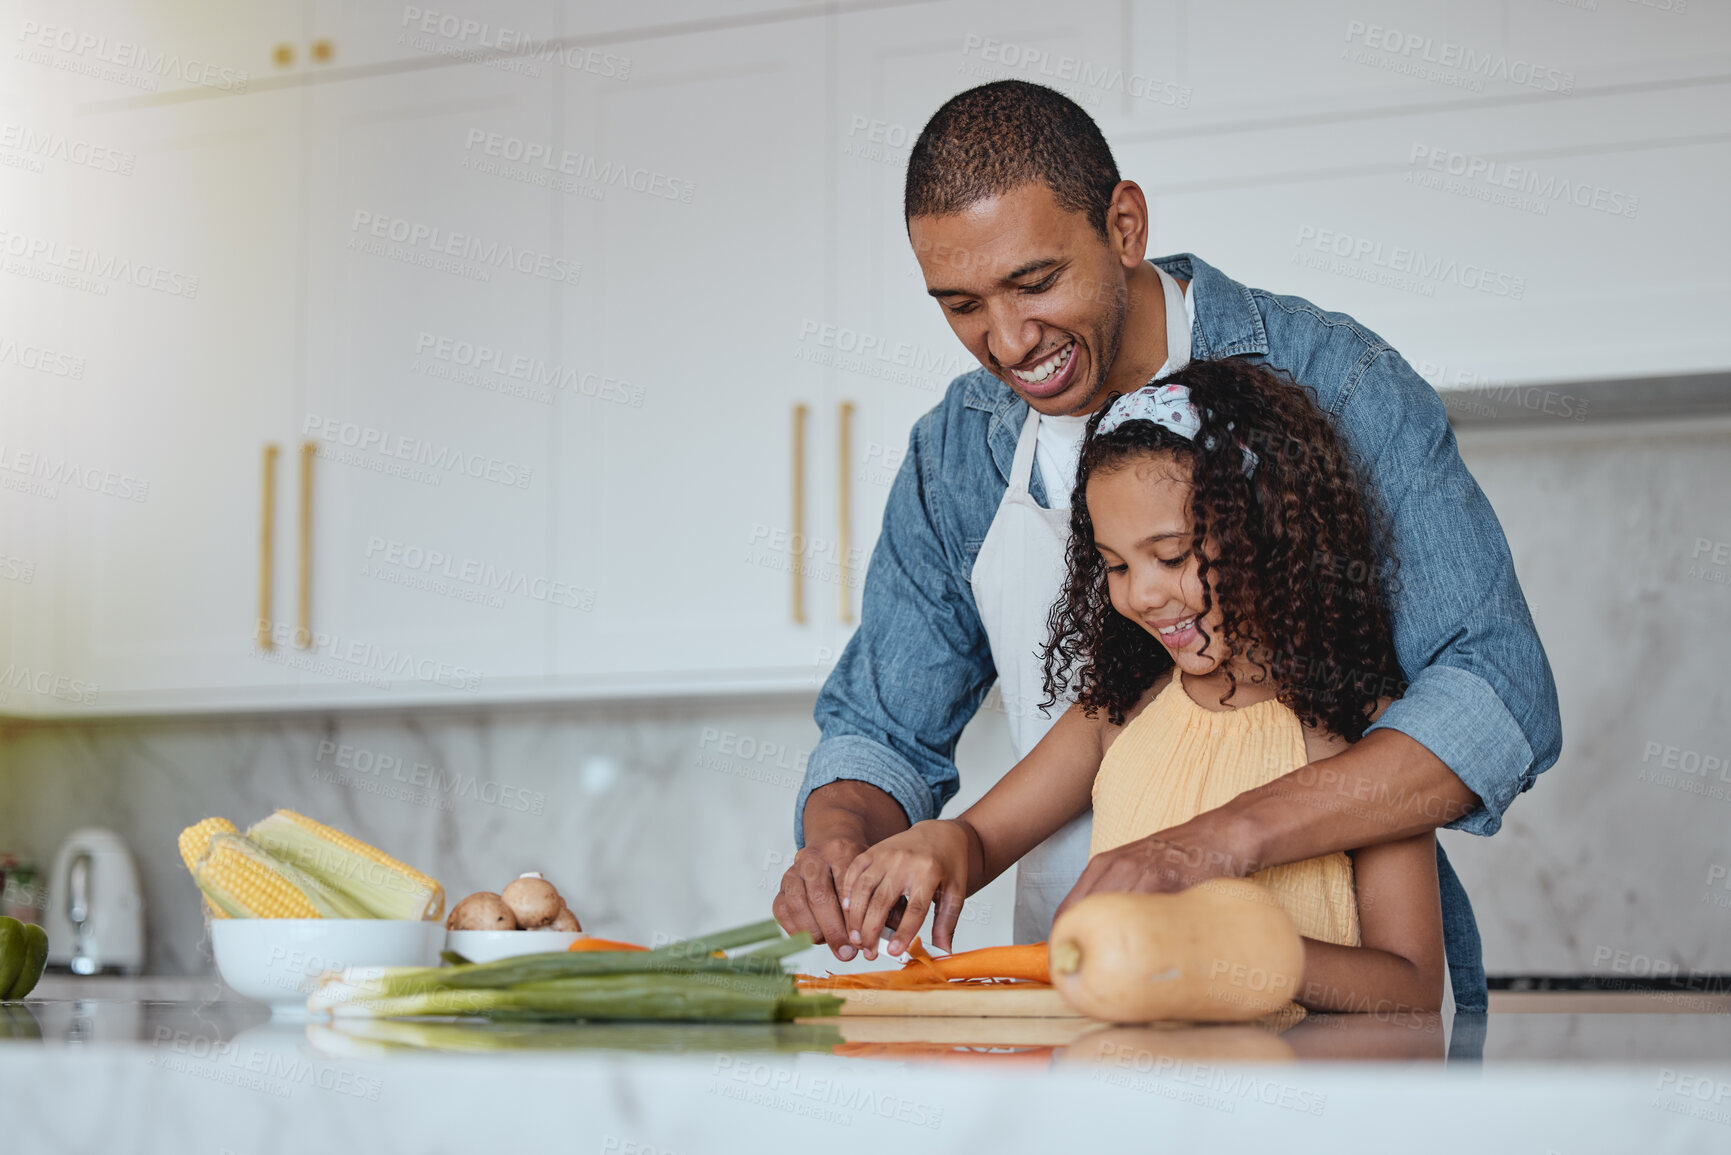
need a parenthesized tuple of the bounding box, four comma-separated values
(44, 828, 145, 974)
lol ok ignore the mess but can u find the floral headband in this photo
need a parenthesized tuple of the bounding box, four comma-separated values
(1095, 382, 1259, 479)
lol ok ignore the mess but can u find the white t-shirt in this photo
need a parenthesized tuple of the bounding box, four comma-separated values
(1035, 279, 1195, 509)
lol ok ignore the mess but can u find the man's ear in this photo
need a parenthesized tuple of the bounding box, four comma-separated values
(1103, 180, 1151, 269)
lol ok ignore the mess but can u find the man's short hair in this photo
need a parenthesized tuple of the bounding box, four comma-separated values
(904, 80, 1121, 238)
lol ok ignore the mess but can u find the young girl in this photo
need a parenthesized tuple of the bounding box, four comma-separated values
(838, 358, 1445, 1014)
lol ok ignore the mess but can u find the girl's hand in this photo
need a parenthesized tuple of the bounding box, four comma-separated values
(840, 819, 972, 958)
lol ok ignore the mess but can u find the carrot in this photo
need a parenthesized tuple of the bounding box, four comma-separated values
(796, 939, 1051, 989)
(566, 937, 650, 952)
(921, 942, 1050, 984)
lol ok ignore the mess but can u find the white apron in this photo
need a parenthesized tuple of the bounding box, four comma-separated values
(971, 265, 1192, 943)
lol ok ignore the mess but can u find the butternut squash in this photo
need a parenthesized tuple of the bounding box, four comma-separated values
(1047, 879, 1304, 1023)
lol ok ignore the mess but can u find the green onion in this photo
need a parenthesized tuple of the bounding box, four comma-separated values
(326, 973, 835, 1022)
(307, 920, 841, 1024)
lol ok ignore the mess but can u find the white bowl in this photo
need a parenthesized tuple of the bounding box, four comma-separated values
(445, 929, 584, 963)
(213, 919, 444, 1019)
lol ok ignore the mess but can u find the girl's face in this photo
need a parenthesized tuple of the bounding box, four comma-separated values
(1085, 454, 1230, 677)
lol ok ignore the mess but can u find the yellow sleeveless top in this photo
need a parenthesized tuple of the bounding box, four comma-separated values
(1089, 673, 1361, 948)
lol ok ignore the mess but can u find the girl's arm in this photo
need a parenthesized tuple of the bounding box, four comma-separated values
(840, 697, 1110, 954)
(1296, 831, 1446, 1014)
(953, 698, 1112, 894)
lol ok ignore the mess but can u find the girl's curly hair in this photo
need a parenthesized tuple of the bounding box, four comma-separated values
(1038, 357, 1405, 741)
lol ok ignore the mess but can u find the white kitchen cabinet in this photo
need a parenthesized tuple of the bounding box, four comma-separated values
(2, 3, 936, 715)
(295, 47, 563, 704)
(2, 74, 310, 715)
(548, 18, 852, 689)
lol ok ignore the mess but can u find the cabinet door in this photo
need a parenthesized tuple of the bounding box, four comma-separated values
(297, 51, 562, 705)
(551, 19, 838, 688)
(6, 77, 308, 715)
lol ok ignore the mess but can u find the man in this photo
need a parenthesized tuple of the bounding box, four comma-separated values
(773, 81, 1560, 1013)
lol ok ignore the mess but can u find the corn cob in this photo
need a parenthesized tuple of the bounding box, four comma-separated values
(192, 832, 370, 919)
(178, 817, 238, 920)
(178, 817, 237, 872)
(247, 810, 444, 922)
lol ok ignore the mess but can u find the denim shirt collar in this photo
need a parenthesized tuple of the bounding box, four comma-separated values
(960, 252, 1269, 499)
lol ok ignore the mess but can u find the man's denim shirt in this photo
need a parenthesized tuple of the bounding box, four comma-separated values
(798, 252, 1563, 1009)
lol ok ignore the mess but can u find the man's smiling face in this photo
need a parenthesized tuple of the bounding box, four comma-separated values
(909, 181, 1130, 418)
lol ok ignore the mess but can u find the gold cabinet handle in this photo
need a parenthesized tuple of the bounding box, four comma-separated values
(838, 401, 854, 625)
(791, 404, 807, 625)
(257, 444, 279, 650)
(296, 441, 314, 649)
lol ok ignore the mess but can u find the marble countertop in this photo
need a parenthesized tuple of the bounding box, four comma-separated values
(4, 980, 1729, 1153)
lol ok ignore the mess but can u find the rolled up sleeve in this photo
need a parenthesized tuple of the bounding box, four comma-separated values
(1349, 349, 1563, 836)
(1368, 665, 1535, 835)
(795, 736, 940, 847)
(795, 408, 997, 848)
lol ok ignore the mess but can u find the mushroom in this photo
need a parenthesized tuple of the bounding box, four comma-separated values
(549, 906, 581, 933)
(501, 874, 565, 929)
(446, 892, 518, 931)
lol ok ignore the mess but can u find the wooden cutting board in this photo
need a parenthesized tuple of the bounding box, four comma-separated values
(824, 985, 1084, 1018)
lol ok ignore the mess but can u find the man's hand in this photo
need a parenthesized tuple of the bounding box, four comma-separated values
(1053, 730, 1480, 923)
(1052, 821, 1258, 924)
(772, 837, 870, 960)
(779, 780, 917, 959)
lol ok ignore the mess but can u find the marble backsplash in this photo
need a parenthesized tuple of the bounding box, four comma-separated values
(2, 414, 1728, 979)
(0, 693, 1022, 976)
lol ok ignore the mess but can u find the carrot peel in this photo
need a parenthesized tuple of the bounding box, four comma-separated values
(796, 939, 1051, 989)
